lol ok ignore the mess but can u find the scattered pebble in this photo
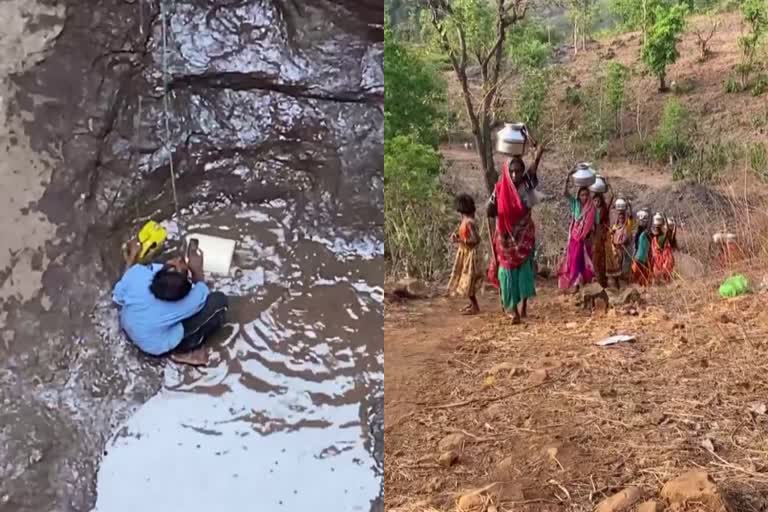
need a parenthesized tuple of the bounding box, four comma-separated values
(595, 487, 642, 512)
(438, 433, 465, 452)
(437, 450, 458, 467)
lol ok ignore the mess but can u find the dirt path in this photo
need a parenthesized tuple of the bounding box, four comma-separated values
(441, 145, 673, 197)
(384, 281, 768, 511)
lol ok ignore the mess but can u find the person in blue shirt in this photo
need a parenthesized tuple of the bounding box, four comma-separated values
(113, 239, 228, 366)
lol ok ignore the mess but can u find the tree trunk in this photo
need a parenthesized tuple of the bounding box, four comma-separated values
(642, 0, 647, 46)
(658, 72, 667, 92)
(573, 18, 578, 55)
(479, 119, 496, 192)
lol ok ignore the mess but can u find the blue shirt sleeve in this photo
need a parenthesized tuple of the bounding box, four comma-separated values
(167, 282, 210, 321)
(113, 264, 146, 307)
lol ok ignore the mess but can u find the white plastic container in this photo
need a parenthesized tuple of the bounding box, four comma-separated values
(185, 233, 236, 275)
(496, 123, 527, 155)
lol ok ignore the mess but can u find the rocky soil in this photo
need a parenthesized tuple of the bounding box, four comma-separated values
(384, 280, 768, 511)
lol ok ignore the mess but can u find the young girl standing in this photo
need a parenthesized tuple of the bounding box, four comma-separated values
(448, 193, 482, 315)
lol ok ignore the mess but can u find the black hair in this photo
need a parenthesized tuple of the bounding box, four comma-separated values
(455, 193, 476, 216)
(593, 192, 607, 208)
(150, 265, 192, 301)
(509, 156, 525, 173)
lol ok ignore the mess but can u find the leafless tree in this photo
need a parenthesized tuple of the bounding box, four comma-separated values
(693, 19, 719, 61)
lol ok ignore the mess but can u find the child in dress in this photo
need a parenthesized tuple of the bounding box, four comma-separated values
(448, 193, 482, 315)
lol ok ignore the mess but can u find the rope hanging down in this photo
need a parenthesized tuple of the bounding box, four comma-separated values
(160, 0, 179, 216)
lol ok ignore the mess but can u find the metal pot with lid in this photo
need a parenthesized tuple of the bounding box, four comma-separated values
(496, 123, 527, 156)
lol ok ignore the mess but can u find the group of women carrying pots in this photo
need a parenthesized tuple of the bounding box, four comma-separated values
(558, 163, 677, 293)
(447, 123, 678, 323)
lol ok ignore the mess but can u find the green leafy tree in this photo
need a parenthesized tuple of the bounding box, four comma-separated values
(515, 69, 551, 134)
(384, 21, 445, 145)
(605, 61, 629, 135)
(420, 0, 532, 192)
(609, 0, 691, 42)
(568, 0, 597, 54)
(507, 21, 553, 69)
(384, 135, 449, 278)
(642, 3, 688, 92)
(609, 0, 660, 41)
(384, 135, 442, 202)
(651, 96, 693, 162)
(737, 0, 768, 89)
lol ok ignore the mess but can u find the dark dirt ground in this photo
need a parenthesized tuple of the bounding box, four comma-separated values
(0, 1, 383, 511)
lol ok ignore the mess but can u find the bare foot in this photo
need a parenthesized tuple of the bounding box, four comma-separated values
(170, 347, 209, 367)
(508, 312, 521, 325)
(462, 306, 479, 316)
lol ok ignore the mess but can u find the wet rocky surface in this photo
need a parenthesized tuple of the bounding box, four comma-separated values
(0, 1, 382, 510)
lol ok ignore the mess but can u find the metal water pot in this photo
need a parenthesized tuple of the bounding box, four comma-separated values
(496, 123, 527, 156)
(572, 162, 596, 188)
(614, 198, 628, 211)
(590, 174, 607, 193)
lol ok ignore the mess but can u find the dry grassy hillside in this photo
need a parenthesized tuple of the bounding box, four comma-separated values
(440, 9, 768, 269)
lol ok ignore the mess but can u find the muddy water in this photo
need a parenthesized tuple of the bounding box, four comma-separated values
(0, 1, 382, 510)
(92, 203, 383, 510)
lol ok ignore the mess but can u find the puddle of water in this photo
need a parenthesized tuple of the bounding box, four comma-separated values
(92, 202, 382, 511)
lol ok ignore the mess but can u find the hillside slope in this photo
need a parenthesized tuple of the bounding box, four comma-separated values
(440, 10, 768, 267)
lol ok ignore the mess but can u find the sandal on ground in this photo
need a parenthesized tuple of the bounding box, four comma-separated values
(170, 347, 209, 367)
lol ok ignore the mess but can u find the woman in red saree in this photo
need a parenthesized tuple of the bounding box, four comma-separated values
(487, 146, 545, 324)
(558, 170, 597, 291)
(650, 215, 676, 283)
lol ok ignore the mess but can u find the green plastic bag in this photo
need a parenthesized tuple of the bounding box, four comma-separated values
(719, 274, 750, 298)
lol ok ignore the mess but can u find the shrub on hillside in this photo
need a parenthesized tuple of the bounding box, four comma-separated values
(650, 97, 694, 163)
(752, 74, 768, 96)
(515, 69, 552, 135)
(737, 0, 768, 89)
(384, 135, 452, 279)
(605, 61, 630, 135)
(749, 142, 768, 179)
(508, 21, 554, 69)
(565, 85, 583, 106)
(384, 21, 446, 145)
(724, 74, 742, 93)
(672, 141, 734, 183)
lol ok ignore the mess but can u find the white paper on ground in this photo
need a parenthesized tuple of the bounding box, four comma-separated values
(595, 334, 636, 347)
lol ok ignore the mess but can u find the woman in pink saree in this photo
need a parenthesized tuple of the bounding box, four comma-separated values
(558, 169, 597, 290)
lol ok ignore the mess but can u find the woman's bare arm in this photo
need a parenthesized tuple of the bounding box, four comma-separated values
(528, 144, 546, 177)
